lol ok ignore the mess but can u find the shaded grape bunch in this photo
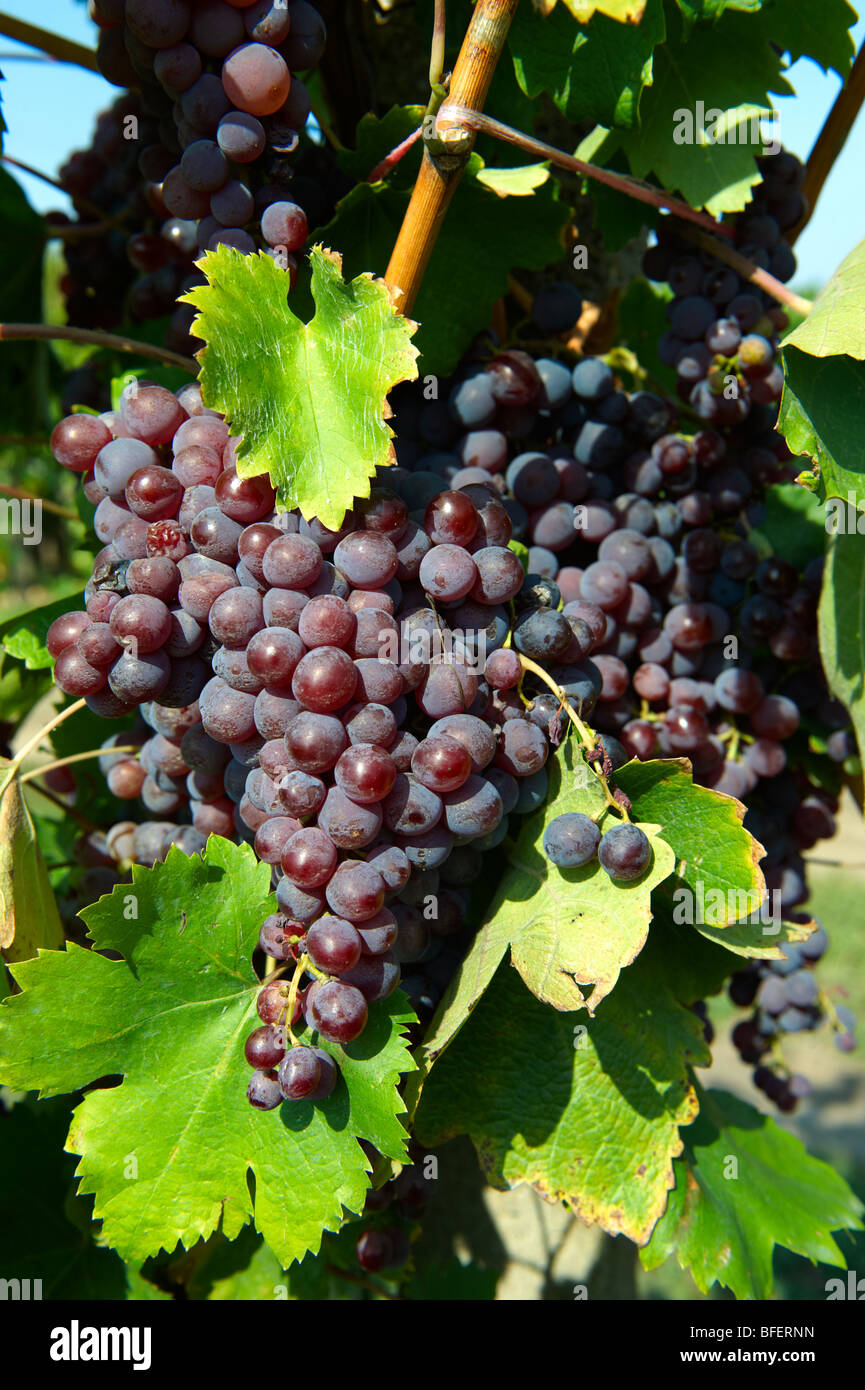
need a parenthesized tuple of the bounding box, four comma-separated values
(727, 924, 855, 1111)
(644, 148, 803, 426)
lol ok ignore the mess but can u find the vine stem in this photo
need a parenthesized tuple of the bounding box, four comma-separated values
(442, 104, 735, 239)
(385, 0, 520, 315)
(429, 0, 446, 92)
(517, 655, 628, 820)
(325, 1263, 402, 1301)
(2, 154, 107, 222)
(23, 780, 102, 832)
(367, 126, 423, 183)
(18, 747, 140, 788)
(674, 224, 813, 316)
(0, 698, 86, 801)
(0, 483, 78, 520)
(793, 41, 865, 245)
(0, 12, 98, 72)
(0, 323, 197, 374)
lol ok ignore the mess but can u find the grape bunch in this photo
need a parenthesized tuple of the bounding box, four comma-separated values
(727, 923, 857, 1112)
(48, 372, 622, 1112)
(43, 144, 857, 1126)
(56, 1, 331, 356)
(645, 148, 803, 425)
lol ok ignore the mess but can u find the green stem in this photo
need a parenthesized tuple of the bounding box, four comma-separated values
(1, 698, 86, 799)
(18, 746, 140, 787)
(517, 655, 629, 820)
(0, 323, 198, 374)
(0, 12, 98, 72)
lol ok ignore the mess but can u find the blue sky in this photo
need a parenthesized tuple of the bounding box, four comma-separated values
(1, 0, 863, 291)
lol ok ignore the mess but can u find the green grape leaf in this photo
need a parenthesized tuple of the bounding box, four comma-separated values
(124, 1267, 172, 1301)
(183, 245, 420, 529)
(339, 105, 425, 187)
(756, 481, 826, 570)
(415, 956, 705, 1245)
(0, 1098, 127, 1300)
(0, 838, 415, 1268)
(309, 156, 568, 377)
(778, 239, 865, 509)
(509, 0, 665, 130)
(476, 164, 550, 196)
(615, 7, 792, 215)
(641, 1087, 864, 1298)
(780, 350, 865, 509)
(0, 589, 87, 670)
(818, 529, 865, 766)
(766, 0, 857, 78)
(0, 772, 65, 962)
(480, 738, 675, 1014)
(615, 758, 766, 925)
(783, 236, 865, 362)
(675, 0, 764, 23)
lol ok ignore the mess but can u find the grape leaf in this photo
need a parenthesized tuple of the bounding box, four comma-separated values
(404, 744, 677, 1114)
(0, 772, 65, 961)
(0, 1097, 127, 1300)
(756, 481, 825, 570)
(509, 0, 665, 129)
(615, 7, 792, 215)
(615, 758, 766, 925)
(309, 155, 567, 377)
(780, 351, 865, 509)
(818, 529, 865, 766)
(124, 1267, 172, 1300)
(766, 0, 856, 79)
(339, 104, 425, 187)
(778, 239, 865, 508)
(641, 1087, 864, 1298)
(474, 738, 675, 1014)
(559, 0, 648, 19)
(0, 838, 415, 1267)
(183, 245, 419, 529)
(415, 957, 705, 1245)
(0, 589, 86, 670)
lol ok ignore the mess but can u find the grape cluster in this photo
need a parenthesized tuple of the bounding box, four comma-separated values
(727, 923, 856, 1112)
(44, 146, 857, 1126)
(56, 1, 329, 354)
(645, 148, 803, 425)
(48, 373, 618, 1110)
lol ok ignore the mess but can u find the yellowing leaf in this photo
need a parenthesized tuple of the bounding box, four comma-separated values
(0, 771, 64, 961)
(559, 0, 647, 21)
(183, 245, 419, 529)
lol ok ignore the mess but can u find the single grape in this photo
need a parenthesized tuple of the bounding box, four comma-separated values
(543, 813, 601, 868)
(598, 823, 652, 881)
